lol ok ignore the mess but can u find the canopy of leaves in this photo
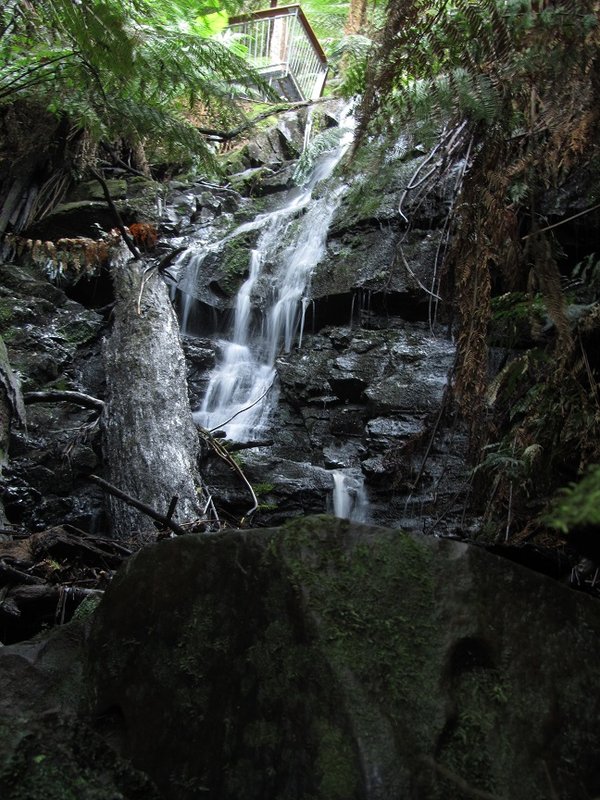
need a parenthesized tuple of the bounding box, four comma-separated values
(0, 0, 268, 167)
(357, 0, 599, 142)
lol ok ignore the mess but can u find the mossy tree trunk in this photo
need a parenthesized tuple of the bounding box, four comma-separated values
(102, 256, 204, 540)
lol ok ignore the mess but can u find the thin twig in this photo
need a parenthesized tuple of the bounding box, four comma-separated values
(397, 244, 442, 300)
(420, 755, 504, 800)
(209, 383, 273, 433)
(198, 429, 259, 524)
(542, 760, 560, 800)
(521, 202, 600, 240)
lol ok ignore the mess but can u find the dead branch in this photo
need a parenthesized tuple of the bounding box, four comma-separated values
(24, 390, 105, 411)
(90, 168, 141, 259)
(0, 560, 44, 585)
(197, 97, 329, 143)
(156, 246, 187, 274)
(225, 439, 274, 452)
(99, 141, 148, 178)
(88, 474, 188, 536)
(197, 428, 258, 524)
(166, 495, 178, 522)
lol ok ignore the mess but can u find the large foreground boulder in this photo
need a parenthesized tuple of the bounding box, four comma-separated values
(0, 618, 160, 799)
(86, 516, 600, 800)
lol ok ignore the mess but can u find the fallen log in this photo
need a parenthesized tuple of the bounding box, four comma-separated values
(3, 584, 103, 610)
(24, 391, 105, 411)
(0, 560, 44, 586)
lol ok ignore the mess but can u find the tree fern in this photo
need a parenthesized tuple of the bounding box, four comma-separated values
(0, 0, 268, 169)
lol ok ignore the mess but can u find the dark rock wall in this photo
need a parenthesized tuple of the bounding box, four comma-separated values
(0, 261, 105, 530)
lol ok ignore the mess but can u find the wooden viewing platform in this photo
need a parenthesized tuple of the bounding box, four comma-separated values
(227, 4, 328, 101)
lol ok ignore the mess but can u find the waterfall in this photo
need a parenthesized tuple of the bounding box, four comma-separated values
(181, 113, 354, 441)
(332, 469, 369, 523)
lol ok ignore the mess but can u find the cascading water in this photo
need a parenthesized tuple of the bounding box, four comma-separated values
(332, 469, 369, 523)
(178, 113, 354, 442)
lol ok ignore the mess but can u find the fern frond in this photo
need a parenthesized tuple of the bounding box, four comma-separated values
(1, 0, 271, 166)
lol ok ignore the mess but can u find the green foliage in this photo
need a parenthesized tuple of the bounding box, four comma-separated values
(330, 33, 374, 96)
(491, 292, 545, 322)
(253, 482, 275, 496)
(357, 0, 599, 143)
(545, 464, 600, 534)
(475, 442, 535, 484)
(0, 0, 265, 168)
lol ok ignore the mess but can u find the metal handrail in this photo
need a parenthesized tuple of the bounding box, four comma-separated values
(227, 5, 328, 101)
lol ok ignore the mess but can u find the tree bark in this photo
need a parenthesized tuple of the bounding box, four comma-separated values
(102, 256, 204, 540)
(0, 336, 25, 524)
(345, 0, 368, 34)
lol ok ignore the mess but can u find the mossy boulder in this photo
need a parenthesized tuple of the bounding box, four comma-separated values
(87, 515, 600, 800)
(67, 178, 128, 202)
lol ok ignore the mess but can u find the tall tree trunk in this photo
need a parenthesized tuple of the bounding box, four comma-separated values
(345, 0, 368, 34)
(103, 257, 204, 540)
(0, 337, 25, 524)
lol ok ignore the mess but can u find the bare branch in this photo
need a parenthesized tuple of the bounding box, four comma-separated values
(197, 97, 330, 143)
(209, 383, 273, 433)
(24, 390, 105, 411)
(89, 474, 188, 536)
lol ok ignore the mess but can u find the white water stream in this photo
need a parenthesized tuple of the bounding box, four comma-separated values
(332, 469, 369, 523)
(180, 117, 354, 442)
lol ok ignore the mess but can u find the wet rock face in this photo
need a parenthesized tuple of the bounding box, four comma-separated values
(173, 116, 466, 530)
(87, 515, 600, 800)
(197, 319, 460, 530)
(0, 262, 106, 531)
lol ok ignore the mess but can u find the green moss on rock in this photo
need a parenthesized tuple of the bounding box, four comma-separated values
(57, 318, 101, 345)
(216, 236, 253, 296)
